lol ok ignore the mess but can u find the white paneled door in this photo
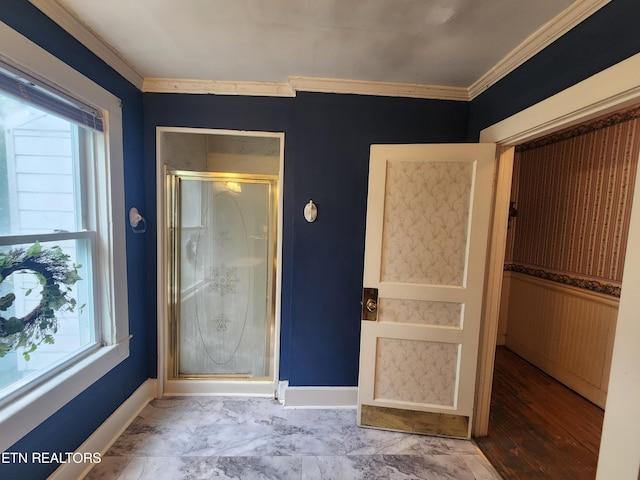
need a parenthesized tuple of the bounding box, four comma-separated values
(358, 143, 496, 438)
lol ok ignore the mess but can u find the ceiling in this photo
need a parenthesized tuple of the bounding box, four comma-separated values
(31, 0, 609, 99)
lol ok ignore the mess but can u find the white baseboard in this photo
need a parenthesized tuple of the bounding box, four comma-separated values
(280, 384, 358, 408)
(48, 378, 156, 480)
(276, 380, 289, 403)
(163, 379, 275, 397)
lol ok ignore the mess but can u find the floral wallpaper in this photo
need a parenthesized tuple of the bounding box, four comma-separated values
(378, 298, 462, 327)
(374, 338, 458, 406)
(381, 159, 473, 286)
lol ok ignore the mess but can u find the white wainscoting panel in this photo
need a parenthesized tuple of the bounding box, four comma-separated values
(503, 271, 618, 408)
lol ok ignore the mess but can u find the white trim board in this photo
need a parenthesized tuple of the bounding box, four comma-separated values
(143, 76, 470, 101)
(28, 0, 610, 100)
(280, 385, 358, 408)
(143, 78, 297, 98)
(289, 76, 468, 101)
(48, 379, 156, 480)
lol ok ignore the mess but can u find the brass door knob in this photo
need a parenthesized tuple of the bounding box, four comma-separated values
(365, 298, 377, 312)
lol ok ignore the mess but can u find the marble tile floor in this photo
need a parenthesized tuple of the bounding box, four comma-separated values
(85, 396, 502, 480)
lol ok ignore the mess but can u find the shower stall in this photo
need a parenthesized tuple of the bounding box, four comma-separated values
(158, 128, 282, 395)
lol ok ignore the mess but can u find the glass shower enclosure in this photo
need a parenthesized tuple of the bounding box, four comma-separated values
(167, 171, 277, 380)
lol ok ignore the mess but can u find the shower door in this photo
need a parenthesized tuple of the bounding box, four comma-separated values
(167, 171, 277, 379)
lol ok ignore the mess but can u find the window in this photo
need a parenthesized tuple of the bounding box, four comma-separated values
(0, 23, 129, 450)
(0, 65, 102, 394)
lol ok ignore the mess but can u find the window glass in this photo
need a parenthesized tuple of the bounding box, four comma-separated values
(0, 88, 98, 397)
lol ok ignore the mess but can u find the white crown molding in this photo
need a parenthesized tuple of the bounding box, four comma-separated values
(144, 76, 470, 100)
(288, 76, 469, 101)
(469, 0, 612, 99)
(143, 77, 296, 97)
(28, 0, 144, 90)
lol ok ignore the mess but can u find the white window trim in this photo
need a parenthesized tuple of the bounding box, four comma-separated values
(0, 22, 130, 451)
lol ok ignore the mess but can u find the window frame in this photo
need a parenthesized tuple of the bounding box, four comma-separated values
(0, 22, 130, 451)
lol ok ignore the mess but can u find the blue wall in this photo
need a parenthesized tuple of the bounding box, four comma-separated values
(1, 1, 147, 478)
(287, 93, 468, 385)
(143, 92, 470, 385)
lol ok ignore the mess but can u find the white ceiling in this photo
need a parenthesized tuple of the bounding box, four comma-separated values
(32, 0, 609, 98)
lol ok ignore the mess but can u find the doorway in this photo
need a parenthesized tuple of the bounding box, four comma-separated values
(478, 107, 640, 478)
(156, 128, 284, 396)
(167, 171, 277, 379)
(475, 55, 640, 478)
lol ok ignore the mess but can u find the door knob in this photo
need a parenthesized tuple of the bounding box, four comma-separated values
(365, 298, 377, 312)
(361, 287, 379, 321)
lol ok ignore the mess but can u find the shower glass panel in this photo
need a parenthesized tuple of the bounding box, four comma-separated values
(168, 171, 277, 379)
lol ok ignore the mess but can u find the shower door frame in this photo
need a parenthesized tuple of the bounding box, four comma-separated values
(156, 127, 285, 397)
(167, 171, 278, 381)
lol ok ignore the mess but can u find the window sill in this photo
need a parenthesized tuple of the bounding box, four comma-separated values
(0, 336, 130, 451)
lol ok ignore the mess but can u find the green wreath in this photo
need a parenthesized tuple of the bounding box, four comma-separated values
(0, 241, 82, 360)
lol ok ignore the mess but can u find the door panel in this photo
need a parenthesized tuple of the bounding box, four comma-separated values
(358, 143, 496, 438)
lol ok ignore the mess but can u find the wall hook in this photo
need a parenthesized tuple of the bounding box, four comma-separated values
(304, 200, 318, 222)
(129, 207, 147, 234)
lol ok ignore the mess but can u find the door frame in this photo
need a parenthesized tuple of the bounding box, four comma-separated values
(155, 127, 285, 397)
(474, 52, 640, 437)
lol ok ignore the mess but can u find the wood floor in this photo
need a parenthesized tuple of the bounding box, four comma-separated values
(475, 347, 605, 480)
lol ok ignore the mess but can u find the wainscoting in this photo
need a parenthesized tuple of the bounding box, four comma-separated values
(501, 271, 618, 408)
